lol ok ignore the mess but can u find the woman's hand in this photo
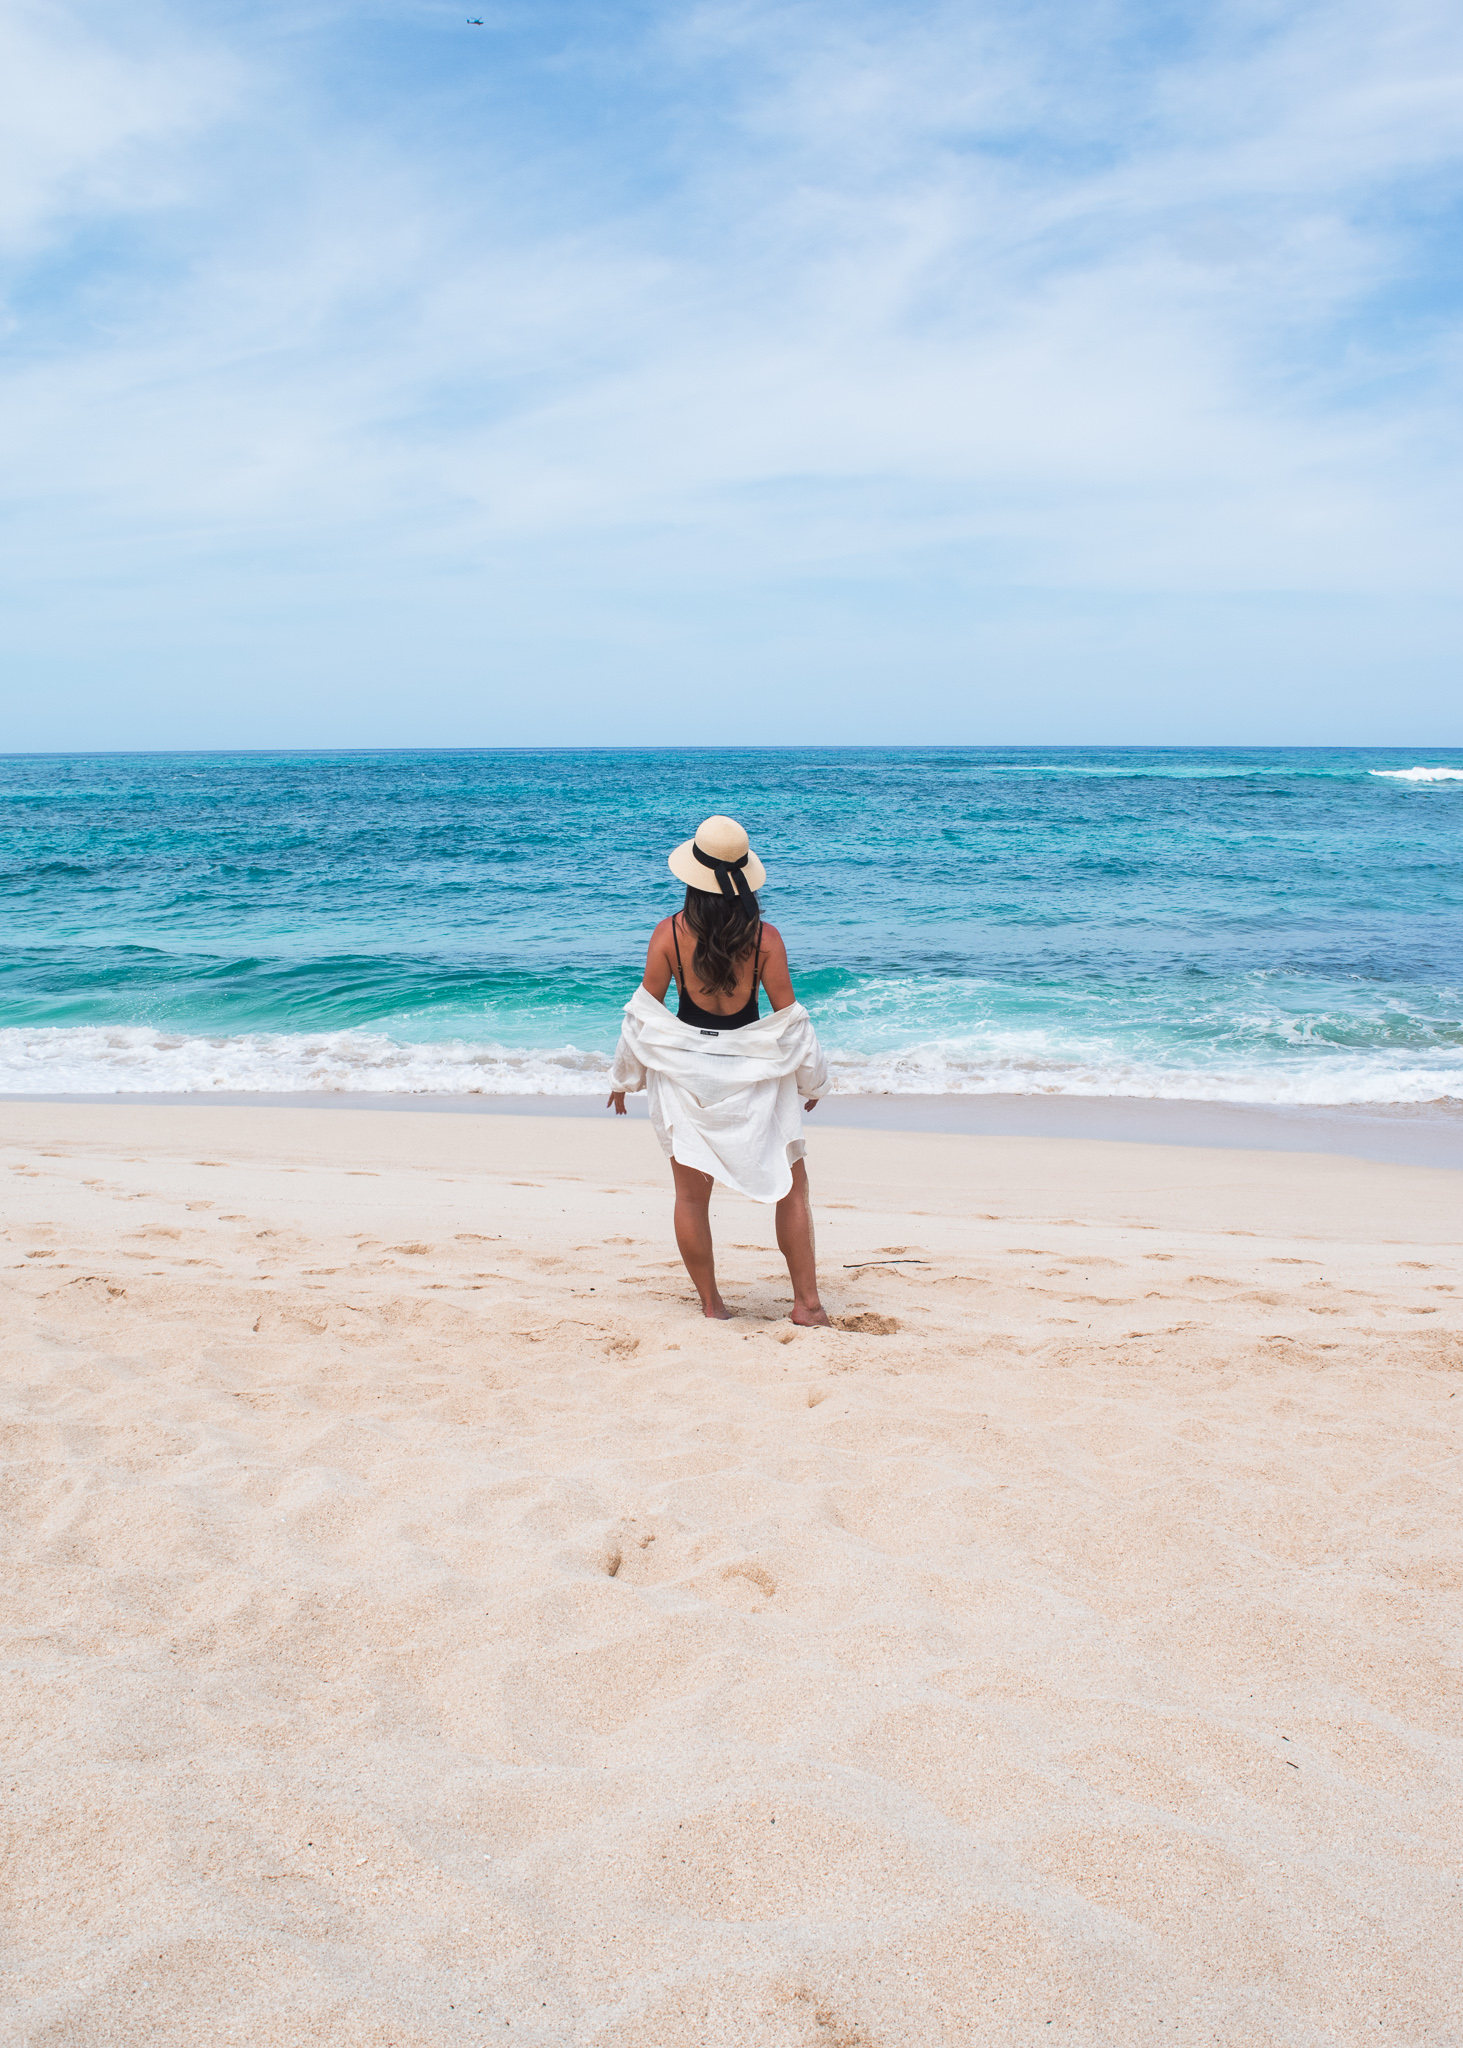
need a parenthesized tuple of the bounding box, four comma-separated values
(607, 1091, 627, 1115)
(805, 1099, 820, 1112)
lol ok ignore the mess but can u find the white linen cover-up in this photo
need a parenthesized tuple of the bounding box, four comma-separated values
(609, 984, 830, 1203)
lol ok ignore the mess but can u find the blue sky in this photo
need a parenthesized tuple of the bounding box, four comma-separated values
(2, 0, 1462, 746)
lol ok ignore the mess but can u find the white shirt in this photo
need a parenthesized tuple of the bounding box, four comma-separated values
(609, 984, 830, 1203)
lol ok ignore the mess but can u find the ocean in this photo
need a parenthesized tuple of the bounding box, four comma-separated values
(2, 747, 1462, 1107)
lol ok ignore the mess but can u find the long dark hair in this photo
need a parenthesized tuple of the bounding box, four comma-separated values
(680, 886, 760, 995)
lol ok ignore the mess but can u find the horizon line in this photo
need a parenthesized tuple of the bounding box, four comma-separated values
(5, 743, 1463, 762)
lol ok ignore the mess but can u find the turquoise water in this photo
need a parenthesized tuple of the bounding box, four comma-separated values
(2, 747, 1462, 1102)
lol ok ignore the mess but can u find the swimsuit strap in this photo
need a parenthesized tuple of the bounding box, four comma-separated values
(751, 921, 762, 991)
(671, 913, 686, 985)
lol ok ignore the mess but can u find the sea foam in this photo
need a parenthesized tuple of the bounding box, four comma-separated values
(2, 1024, 1459, 1107)
(1369, 766, 1463, 781)
(0, 1028, 608, 1098)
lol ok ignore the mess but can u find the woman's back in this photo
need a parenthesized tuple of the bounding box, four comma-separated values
(647, 913, 794, 1024)
(671, 912, 760, 1026)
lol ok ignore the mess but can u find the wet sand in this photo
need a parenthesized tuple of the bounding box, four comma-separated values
(8, 1088, 1462, 1170)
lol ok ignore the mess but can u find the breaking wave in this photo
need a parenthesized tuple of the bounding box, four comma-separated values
(2, 1023, 1459, 1107)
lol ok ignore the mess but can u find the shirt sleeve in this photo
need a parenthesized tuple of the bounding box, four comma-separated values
(609, 1031, 648, 1094)
(794, 1029, 830, 1099)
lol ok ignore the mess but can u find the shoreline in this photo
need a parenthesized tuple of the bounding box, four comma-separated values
(5, 1086, 1462, 1170)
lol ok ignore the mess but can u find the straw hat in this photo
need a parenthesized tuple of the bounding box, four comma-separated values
(668, 815, 766, 900)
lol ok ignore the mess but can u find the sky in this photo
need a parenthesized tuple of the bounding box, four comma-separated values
(2, 0, 1462, 748)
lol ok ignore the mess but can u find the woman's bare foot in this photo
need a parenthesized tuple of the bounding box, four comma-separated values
(702, 1296, 734, 1321)
(790, 1302, 831, 1327)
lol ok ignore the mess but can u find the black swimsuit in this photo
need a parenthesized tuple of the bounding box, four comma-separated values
(672, 916, 762, 1031)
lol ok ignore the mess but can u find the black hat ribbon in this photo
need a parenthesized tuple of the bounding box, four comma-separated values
(692, 842, 756, 905)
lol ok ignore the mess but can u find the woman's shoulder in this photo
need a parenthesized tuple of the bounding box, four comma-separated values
(757, 920, 787, 950)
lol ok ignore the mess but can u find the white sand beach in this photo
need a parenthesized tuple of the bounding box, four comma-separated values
(2, 1100, 1460, 2046)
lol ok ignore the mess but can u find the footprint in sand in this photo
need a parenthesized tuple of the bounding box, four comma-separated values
(838, 1312, 900, 1335)
(252, 1308, 328, 1339)
(66, 1276, 126, 1303)
(707, 1562, 778, 1611)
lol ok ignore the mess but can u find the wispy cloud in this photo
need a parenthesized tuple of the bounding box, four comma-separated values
(2, 0, 1462, 743)
(0, 0, 238, 253)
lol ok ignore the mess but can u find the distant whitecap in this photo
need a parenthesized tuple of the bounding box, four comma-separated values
(1369, 766, 1463, 781)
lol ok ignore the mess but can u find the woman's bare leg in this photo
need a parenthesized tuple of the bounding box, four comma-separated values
(776, 1158, 831, 1326)
(671, 1159, 730, 1319)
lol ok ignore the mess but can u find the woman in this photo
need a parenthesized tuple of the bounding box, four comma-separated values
(607, 815, 832, 1325)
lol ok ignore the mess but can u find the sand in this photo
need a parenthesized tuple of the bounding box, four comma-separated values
(2, 1100, 1460, 2047)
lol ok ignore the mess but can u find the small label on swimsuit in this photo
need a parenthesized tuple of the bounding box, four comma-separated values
(699, 1029, 718, 1036)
